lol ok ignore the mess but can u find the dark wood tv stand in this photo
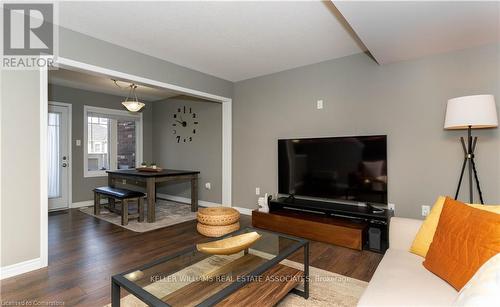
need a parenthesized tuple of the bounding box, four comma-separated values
(252, 197, 392, 252)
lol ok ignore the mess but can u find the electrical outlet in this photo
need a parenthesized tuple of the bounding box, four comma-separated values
(422, 205, 430, 217)
(316, 100, 323, 109)
(388, 203, 395, 212)
(255, 187, 260, 195)
(122, 179, 126, 184)
(76, 139, 81, 146)
(205, 182, 211, 190)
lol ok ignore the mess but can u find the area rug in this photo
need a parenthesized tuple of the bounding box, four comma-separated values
(104, 252, 367, 307)
(278, 259, 367, 307)
(79, 199, 197, 232)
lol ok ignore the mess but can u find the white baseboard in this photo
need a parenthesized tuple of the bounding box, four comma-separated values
(71, 198, 107, 208)
(156, 193, 254, 216)
(71, 200, 93, 208)
(156, 193, 221, 208)
(71, 194, 255, 216)
(0, 257, 44, 280)
(233, 206, 254, 215)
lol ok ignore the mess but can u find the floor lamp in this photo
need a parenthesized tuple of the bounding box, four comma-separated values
(444, 94, 498, 204)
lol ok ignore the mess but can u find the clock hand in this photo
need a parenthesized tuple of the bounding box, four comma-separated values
(176, 119, 188, 127)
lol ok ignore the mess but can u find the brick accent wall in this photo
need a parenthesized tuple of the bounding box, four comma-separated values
(117, 120, 136, 168)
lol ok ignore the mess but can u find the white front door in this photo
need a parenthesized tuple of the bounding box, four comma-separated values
(48, 104, 70, 210)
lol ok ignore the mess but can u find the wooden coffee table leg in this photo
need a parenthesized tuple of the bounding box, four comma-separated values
(146, 178, 156, 222)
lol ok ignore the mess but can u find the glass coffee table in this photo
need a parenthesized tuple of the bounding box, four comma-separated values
(111, 227, 309, 306)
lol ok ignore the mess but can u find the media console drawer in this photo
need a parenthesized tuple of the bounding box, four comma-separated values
(252, 209, 367, 250)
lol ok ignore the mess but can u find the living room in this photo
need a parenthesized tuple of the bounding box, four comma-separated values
(1, 1, 499, 306)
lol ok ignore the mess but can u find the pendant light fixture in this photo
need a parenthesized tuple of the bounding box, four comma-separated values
(121, 83, 145, 112)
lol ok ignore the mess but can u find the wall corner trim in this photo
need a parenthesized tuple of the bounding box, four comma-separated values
(39, 63, 49, 269)
(0, 257, 44, 280)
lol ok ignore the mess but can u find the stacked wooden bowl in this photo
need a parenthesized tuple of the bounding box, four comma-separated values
(197, 207, 240, 237)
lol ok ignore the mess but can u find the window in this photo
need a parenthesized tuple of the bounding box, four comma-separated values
(87, 116, 110, 172)
(84, 106, 143, 177)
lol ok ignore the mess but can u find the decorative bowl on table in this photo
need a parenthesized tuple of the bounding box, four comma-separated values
(136, 166, 163, 172)
(196, 231, 262, 255)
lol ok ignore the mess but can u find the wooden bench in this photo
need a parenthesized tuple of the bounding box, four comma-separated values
(93, 186, 145, 226)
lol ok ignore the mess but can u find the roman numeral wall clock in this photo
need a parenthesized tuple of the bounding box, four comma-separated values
(172, 106, 198, 143)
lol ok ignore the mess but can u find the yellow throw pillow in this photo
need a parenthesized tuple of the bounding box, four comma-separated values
(409, 196, 446, 257)
(409, 196, 500, 257)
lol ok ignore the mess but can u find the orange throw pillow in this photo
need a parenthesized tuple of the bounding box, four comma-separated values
(423, 197, 500, 291)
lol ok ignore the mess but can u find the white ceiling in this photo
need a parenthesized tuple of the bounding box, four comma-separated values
(58, 1, 365, 82)
(49, 68, 179, 101)
(334, 1, 500, 64)
(57, 1, 499, 81)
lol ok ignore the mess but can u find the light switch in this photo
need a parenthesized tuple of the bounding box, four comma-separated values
(255, 187, 260, 195)
(205, 182, 211, 190)
(76, 140, 81, 146)
(317, 100, 323, 109)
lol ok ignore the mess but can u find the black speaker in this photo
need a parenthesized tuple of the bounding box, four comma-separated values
(368, 227, 381, 251)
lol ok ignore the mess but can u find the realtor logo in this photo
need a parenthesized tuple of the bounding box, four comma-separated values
(3, 3, 54, 56)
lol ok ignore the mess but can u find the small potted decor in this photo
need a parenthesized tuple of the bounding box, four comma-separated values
(137, 162, 161, 172)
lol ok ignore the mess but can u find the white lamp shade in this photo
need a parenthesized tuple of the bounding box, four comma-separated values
(444, 95, 498, 129)
(122, 100, 145, 112)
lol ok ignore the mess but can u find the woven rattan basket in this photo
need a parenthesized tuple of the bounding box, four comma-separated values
(197, 207, 240, 226)
(197, 222, 240, 237)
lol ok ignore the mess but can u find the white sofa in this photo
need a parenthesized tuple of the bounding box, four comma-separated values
(358, 217, 458, 306)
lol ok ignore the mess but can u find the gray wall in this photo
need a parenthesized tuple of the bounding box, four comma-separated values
(1, 70, 41, 267)
(48, 84, 154, 203)
(232, 44, 500, 218)
(152, 97, 222, 203)
(59, 27, 233, 99)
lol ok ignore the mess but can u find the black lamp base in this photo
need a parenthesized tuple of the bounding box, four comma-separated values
(454, 126, 484, 204)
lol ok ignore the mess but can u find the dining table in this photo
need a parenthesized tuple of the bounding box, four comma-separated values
(106, 169, 200, 223)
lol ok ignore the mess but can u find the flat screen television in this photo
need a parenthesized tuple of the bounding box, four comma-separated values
(278, 135, 387, 204)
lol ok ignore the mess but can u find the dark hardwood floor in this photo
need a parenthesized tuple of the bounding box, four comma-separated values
(0, 208, 383, 306)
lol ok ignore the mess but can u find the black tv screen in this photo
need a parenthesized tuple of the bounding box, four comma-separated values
(278, 135, 387, 204)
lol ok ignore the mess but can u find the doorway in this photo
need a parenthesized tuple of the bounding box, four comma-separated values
(37, 57, 232, 275)
(48, 102, 72, 210)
